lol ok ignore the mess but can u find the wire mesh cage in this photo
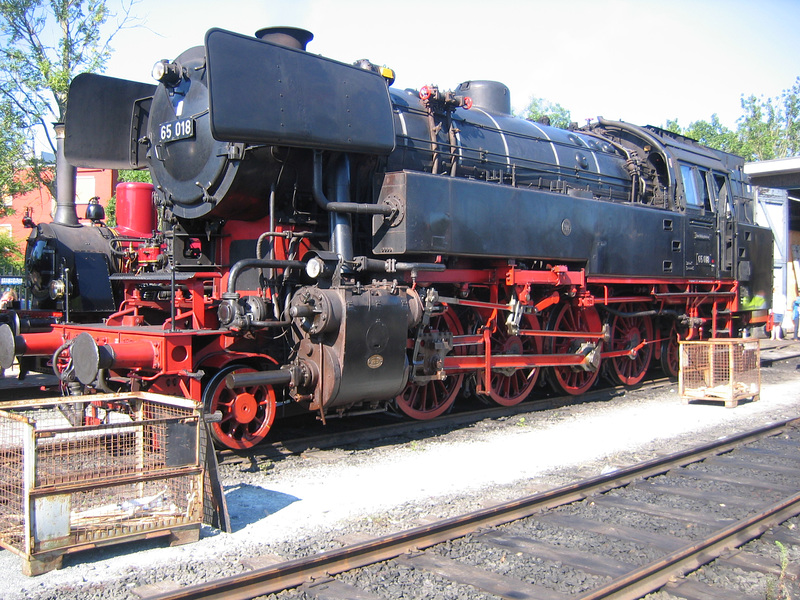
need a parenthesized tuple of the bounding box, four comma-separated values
(678, 339, 761, 407)
(0, 393, 204, 576)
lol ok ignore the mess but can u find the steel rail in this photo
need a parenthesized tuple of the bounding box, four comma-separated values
(577, 491, 800, 600)
(142, 416, 800, 600)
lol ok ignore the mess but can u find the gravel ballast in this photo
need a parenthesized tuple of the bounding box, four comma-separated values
(2, 350, 800, 599)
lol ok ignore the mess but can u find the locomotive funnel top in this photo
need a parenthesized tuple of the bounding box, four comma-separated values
(255, 27, 314, 50)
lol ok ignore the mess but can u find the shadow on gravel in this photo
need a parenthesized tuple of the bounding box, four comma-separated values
(684, 397, 758, 408)
(61, 536, 172, 569)
(224, 484, 300, 531)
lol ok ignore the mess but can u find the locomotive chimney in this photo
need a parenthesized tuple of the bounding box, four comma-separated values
(255, 27, 313, 50)
(53, 123, 79, 226)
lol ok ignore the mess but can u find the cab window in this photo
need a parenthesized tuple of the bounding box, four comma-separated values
(680, 163, 712, 211)
(710, 171, 732, 216)
(681, 164, 701, 208)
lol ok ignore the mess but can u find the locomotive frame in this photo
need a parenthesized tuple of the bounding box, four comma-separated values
(0, 26, 773, 450)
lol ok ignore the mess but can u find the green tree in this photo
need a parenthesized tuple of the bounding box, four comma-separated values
(0, 95, 31, 216)
(0, 230, 23, 273)
(686, 115, 742, 155)
(666, 77, 800, 161)
(0, 0, 137, 199)
(519, 96, 574, 129)
(665, 114, 742, 155)
(737, 77, 800, 161)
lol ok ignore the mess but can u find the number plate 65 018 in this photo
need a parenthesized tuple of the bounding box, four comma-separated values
(159, 118, 194, 142)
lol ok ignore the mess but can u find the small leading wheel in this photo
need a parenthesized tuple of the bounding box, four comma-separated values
(660, 322, 680, 378)
(480, 314, 541, 406)
(396, 307, 464, 420)
(607, 303, 654, 387)
(546, 302, 602, 396)
(202, 364, 277, 449)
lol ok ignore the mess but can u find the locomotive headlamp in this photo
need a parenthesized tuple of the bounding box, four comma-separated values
(152, 59, 182, 87)
(49, 278, 66, 300)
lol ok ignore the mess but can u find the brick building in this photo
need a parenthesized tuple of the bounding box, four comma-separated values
(0, 168, 117, 245)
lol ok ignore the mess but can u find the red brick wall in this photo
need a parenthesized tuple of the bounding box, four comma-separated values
(0, 168, 117, 246)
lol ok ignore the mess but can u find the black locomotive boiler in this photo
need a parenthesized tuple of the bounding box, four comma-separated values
(0, 26, 773, 449)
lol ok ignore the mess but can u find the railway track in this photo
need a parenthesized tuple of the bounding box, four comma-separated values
(141, 417, 800, 600)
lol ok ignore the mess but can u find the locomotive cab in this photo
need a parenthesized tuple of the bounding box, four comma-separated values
(665, 130, 773, 310)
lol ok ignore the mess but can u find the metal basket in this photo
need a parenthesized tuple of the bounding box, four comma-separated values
(0, 392, 204, 575)
(678, 339, 761, 407)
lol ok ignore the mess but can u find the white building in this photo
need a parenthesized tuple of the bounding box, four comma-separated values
(744, 157, 800, 329)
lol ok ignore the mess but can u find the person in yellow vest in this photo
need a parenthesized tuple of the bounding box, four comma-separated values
(741, 289, 766, 310)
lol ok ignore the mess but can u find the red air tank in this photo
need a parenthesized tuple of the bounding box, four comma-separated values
(115, 182, 156, 238)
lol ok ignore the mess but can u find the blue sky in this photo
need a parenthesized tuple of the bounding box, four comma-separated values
(99, 0, 799, 130)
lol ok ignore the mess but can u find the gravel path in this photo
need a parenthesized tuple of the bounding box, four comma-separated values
(3, 349, 800, 599)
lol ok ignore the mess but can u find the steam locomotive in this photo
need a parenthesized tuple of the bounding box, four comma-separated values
(0, 27, 773, 449)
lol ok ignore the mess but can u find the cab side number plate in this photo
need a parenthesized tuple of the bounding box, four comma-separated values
(159, 118, 194, 142)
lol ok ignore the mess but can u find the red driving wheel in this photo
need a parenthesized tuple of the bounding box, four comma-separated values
(546, 302, 602, 396)
(396, 307, 464, 420)
(607, 303, 654, 386)
(202, 364, 277, 449)
(660, 322, 680, 378)
(480, 313, 541, 406)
